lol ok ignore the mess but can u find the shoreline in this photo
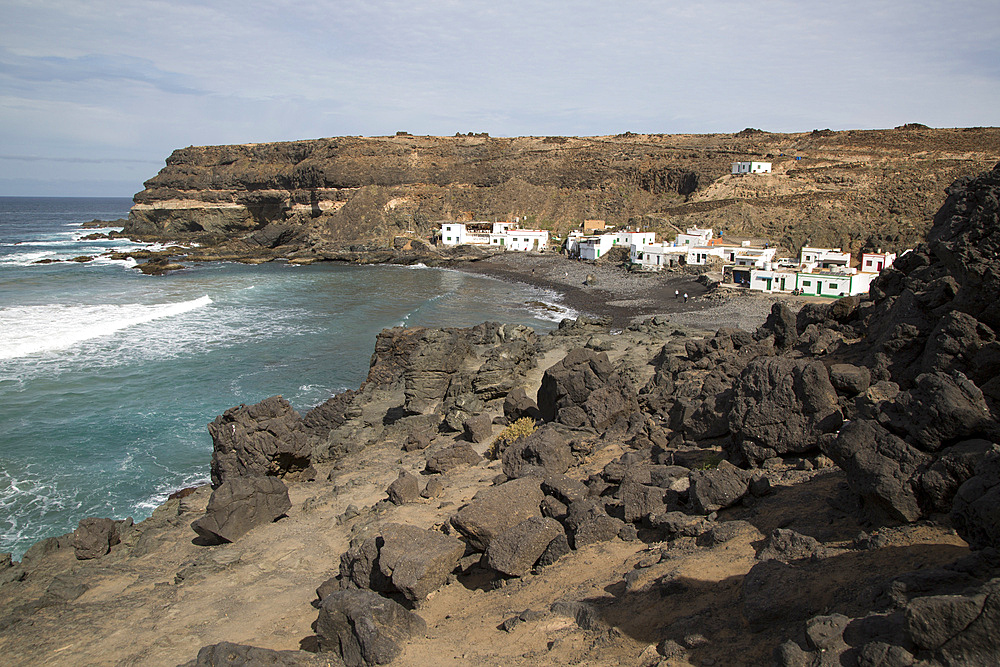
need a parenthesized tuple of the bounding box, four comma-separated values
(451, 250, 800, 332)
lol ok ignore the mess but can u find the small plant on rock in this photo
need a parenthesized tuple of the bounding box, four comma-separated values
(488, 417, 537, 459)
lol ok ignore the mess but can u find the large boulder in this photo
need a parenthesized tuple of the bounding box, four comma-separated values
(500, 423, 574, 479)
(951, 446, 1000, 550)
(688, 460, 752, 514)
(425, 443, 482, 474)
(536, 348, 638, 429)
(451, 477, 544, 551)
(190, 476, 291, 543)
(822, 420, 931, 523)
(484, 517, 565, 577)
(879, 371, 996, 452)
(472, 331, 538, 400)
(729, 357, 843, 464)
(339, 523, 465, 601)
(316, 589, 426, 667)
(179, 641, 338, 666)
(72, 517, 131, 560)
(207, 395, 312, 486)
(401, 329, 474, 415)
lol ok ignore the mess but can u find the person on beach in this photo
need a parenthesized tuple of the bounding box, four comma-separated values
(675, 290, 679, 299)
(684, 293, 688, 303)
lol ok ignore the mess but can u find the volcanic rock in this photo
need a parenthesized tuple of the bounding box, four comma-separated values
(190, 477, 291, 544)
(207, 395, 312, 486)
(316, 589, 426, 667)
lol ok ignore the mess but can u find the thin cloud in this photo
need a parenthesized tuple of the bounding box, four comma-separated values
(0, 154, 162, 164)
(0, 48, 203, 96)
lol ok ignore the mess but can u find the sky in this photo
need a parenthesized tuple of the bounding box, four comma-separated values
(1, 0, 998, 197)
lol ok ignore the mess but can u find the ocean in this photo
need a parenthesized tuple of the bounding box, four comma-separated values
(0, 197, 573, 558)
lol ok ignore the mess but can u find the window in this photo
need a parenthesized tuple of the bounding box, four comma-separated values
(803, 280, 812, 286)
(446, 237, 452, 242)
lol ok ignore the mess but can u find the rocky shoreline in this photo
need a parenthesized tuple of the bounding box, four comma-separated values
(2, 165, 1000, 666)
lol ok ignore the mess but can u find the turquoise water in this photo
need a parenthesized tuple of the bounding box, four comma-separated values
(0, 197, 573, 558)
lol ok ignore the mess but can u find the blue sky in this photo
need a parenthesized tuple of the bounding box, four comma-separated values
(2, 0, 998, 197)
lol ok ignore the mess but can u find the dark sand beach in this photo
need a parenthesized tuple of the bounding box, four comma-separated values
(454, 251, 795, 331)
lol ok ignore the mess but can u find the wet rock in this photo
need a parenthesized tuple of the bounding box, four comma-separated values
(191, 477, 291, 544)
(316, 589, 426, 667)
(207, 395, 312, 486)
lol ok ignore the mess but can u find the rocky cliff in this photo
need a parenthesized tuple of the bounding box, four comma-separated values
(4, 166, 1000, 666)
(124, 128, 1000, 263)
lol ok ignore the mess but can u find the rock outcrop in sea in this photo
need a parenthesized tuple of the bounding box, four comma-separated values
(2, 164, 1000, 666)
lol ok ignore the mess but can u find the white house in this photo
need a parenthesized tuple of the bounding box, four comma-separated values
(731, 161, 772, 175)
(800, 246, 851, 269)
(615, 231, 656, 247)
(674, 227, 714, 247)
(749, 268, 798, 293)
(440, 222, 547, 251)
(860, 251, 897, 273)
(577, 234, 617, 260)
(495, 229, 548, 251)
(796, 269, 877, 298)
(630, 243, 686, 270)
(732, 247, 777, 268)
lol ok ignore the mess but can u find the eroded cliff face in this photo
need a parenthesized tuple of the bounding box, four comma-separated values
(125, 128, 1000, 260)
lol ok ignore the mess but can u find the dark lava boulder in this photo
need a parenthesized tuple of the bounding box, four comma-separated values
(500, 423, 574, 479)
(207, 395, 312, 486)
(951, 445, 1000, 550)
(179, 641, 338, 666)
(316, 589, 426, 667)
(536, 348, 638, 430)
(451, 477, 544, 551)
(729, 357, 843, 464)
(191, 476, 291, 544)
(822, 420, 931, 523)
(339, 523, 465, 601)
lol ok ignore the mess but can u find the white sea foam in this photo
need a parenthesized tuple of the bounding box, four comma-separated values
(526, 298, 579, 323)
(0, 296, 213, 359)
(0, 250, 57, 265)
